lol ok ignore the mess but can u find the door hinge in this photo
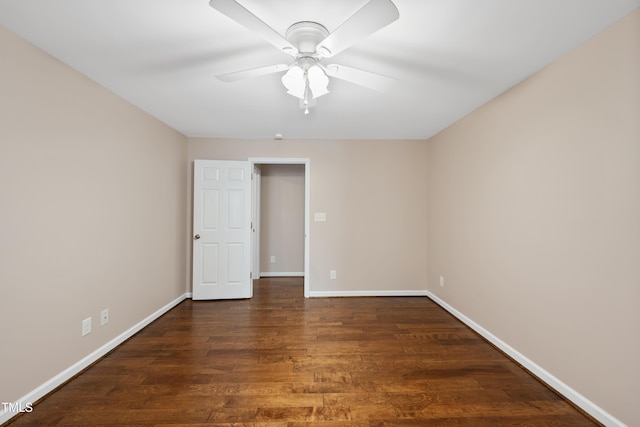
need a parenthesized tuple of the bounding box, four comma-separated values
(250, 272, 253, 279)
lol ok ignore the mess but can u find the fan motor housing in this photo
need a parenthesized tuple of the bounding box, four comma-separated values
(285, 21, 329, 54)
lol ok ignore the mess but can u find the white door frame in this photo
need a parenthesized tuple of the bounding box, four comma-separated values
(251, 165, 261, 281)
(249, 157, 310, 298)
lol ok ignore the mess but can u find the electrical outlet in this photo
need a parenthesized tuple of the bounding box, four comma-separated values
(101, 309, 109, 326)
(439, 276, 445, 287)
(330, 270, 337, 280)
(82, 317, 92, 336)
(270, 256, 276, 264)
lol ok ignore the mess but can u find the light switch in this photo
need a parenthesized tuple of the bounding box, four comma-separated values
(314, 212, 327, 222)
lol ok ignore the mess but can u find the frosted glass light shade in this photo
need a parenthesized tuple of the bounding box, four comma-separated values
(281, 66, 305, 99)
(308, 65, 329, 98)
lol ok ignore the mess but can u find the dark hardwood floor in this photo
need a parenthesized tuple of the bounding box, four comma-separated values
(5, 277, 599, 426)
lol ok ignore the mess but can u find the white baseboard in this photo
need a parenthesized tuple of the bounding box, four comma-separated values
(425, 291, 625, 427)
(0, 293, 189, 425)
(259, 272, 304, 277)
(309, 290, 430, 298)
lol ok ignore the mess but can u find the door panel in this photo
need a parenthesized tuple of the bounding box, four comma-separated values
(193, 160, 251, 300)
(203, 190, 220, 230)
(227, 243, 244, 283)
(201, 244, 219, 284)
(228, 189, 245, 229)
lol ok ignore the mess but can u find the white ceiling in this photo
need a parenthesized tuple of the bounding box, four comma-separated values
(1, 0, 638, 140)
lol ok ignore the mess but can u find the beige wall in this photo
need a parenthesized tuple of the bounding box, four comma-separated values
(427, 10, 640, 426)
(0, 25, 188, 406)
(259, 164, 305, 275)
(188, 138, 429, 294)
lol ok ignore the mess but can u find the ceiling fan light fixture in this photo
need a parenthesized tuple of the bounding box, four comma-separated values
(281, 62, 329, 112)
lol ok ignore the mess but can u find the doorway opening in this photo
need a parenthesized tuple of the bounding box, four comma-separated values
(250, 158, 310, 298)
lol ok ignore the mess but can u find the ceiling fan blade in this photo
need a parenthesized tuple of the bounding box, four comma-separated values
(209, 0, 298, 56)
(216, 63, 290, 82)
(316, 0, 399, 58)
(323, 64, 396, 92)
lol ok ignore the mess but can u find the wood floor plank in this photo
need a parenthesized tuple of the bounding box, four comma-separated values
(4, 277, 600, 426)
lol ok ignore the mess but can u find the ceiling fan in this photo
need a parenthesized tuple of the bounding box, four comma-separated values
(209, 0, 399, 113)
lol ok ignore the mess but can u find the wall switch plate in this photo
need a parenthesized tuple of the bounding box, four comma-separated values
(439, 276, 445, 287)
(314, 212, 327, 222)
(101, 309, 109, 326)
(82, 317, 92, 336)
(330, 270, 337, 280)
(270, 256, 276, 264)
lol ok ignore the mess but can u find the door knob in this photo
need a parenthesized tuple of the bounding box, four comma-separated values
(194, 234, 200, 240)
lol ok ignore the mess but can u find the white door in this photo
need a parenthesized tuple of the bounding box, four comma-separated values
(192, 160, 252, 300)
